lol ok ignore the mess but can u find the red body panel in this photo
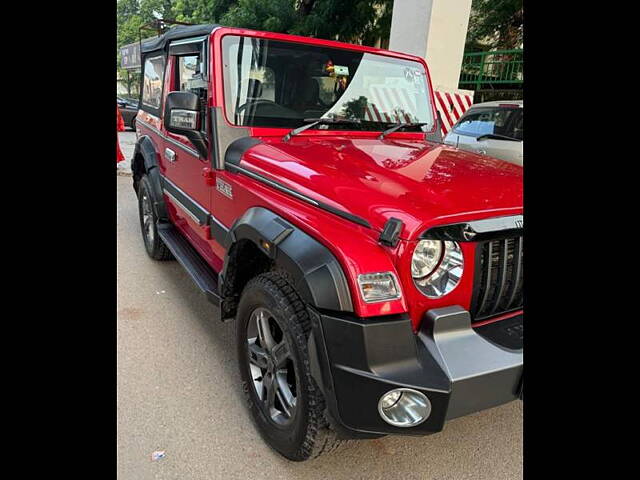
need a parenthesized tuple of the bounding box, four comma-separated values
(239, 135, 522, 240)
(137, 26, 523, 331)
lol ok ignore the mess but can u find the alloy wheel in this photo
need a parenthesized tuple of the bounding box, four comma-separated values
(246, 307, 297, 426)
(141, 192, 155, 245)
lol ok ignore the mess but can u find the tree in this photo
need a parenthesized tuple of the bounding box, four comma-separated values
(465, 0, 523, 51)
(171, 0, 236, 24)
(116, 0, 395, 95)
(290, 0, 393, 46)
(117, 0, 174, 96)
(221, 0, 298, 33)
(165, 0, 394, 46)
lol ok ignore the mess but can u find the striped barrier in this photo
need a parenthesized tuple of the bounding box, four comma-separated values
(363, 84, 416, 123)
(359, 85, 474, 135)
(433, 89, 474, 135)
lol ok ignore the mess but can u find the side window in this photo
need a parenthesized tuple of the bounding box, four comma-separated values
(141, 55, 166, 112)
(453, 112, 484, 136)
(454, 108, 521, 138)
(172, 45, 209, 135)
(246, 67, 275, 101)
(176, 55, 207, 93)
(314, 76, 335, 105)
(507, 110, 524, 140)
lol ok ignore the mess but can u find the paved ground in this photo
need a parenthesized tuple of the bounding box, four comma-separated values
(117, 131, 136, 176)
(117, 175, 522, 480)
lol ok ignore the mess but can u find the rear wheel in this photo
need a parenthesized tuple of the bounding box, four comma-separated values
(137, 175, 173, 261)
(236, 272, 344, 461)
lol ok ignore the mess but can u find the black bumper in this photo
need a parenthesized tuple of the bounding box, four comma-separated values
(307, 306, 523, 438)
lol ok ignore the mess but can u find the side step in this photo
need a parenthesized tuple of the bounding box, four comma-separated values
(157, 223, 222, 309)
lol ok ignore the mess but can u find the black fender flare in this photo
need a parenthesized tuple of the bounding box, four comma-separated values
(132, 135, 167, 220)
(221, 207, 354, 313)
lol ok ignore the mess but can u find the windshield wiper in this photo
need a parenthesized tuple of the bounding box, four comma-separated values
(378, 122, 429, 140)
(283, 117, 361, 142)
(476, 133, 521, 142)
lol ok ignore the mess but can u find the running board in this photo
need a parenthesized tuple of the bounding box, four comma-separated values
(157, 223, 223, 309)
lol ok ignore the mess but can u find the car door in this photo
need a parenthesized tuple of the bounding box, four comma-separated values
(448, 107, 523, 164)
(447, 109, 486, 154)
(454, 132, 481, 154)
(482, 108, 523, 165)
(160, 38, 217, 263)
(481, 138, 522, 165)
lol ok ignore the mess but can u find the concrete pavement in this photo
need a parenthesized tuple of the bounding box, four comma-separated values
(117, 131, 136, 176)
(117, 175, 522, 480)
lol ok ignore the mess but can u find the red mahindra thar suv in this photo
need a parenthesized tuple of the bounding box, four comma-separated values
(131, 24, 523, 461)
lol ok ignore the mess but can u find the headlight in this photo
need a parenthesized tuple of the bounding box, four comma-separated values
(411, 240, 443, 278)
(412, 240, 463, 298)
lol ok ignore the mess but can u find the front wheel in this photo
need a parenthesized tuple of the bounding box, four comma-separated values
(236, 272, 344, 461)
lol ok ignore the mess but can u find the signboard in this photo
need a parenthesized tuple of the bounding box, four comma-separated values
(120, 42, 141, 70)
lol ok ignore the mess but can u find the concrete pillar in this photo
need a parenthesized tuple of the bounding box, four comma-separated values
(389, 0, 473, 92)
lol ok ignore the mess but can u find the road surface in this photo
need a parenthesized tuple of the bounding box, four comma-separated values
(117, 175, 522, 480)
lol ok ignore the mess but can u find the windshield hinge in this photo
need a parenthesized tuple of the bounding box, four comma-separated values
(379, 218, 404, 247)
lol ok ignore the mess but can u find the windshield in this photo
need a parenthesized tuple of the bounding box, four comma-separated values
(453, 107, 523, 140)
(222, 35, 434, 130)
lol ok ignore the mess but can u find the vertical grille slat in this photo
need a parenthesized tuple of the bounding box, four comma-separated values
(475, 241, 493, 315)
(471, 235, 523, 321)
(489, 239, 510, 315)
(506, 236, 523, 310)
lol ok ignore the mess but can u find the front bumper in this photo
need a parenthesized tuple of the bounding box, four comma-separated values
(307, 306, 523, 438)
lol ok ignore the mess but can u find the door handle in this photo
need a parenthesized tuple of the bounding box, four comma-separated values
(165, 148, 176, 163)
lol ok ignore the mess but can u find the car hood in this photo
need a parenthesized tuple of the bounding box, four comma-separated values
(241, 135, 523, 240)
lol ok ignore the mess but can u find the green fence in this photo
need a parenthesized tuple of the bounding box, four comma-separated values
(459, 49, 523, 90)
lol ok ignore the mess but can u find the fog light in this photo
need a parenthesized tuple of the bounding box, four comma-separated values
(378, 388, 431, 427)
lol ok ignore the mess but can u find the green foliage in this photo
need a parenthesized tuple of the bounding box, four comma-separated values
(117, 0, 393, 49)
(117, 0, 174, 93)
(466, 0, 523, 51)
(116, 0, 393, 94)
(171, 0, 236, 24)
(291, 0, 393, 45)
(221, 0, 297, 33)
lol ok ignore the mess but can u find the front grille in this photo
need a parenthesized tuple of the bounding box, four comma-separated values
(470, 236, 523, 321)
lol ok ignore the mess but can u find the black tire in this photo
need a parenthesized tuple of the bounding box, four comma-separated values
(137, 174, 173, 261)
(130, 115, 136, 131)
(236, 272, 344, 461)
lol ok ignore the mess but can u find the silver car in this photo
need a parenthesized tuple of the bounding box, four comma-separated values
(444, 100, 523, 166)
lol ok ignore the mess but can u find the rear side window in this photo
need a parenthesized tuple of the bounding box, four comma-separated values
(141, 55, 166, 112)
(453, 107, 522, 139)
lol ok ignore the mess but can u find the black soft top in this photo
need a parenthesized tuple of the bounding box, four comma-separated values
(141, 24, 219, 54)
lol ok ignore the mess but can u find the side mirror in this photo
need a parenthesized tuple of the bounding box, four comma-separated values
(164, 91, 208, 158)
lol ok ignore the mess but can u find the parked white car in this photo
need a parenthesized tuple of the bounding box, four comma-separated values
(444, 100, 523, 166)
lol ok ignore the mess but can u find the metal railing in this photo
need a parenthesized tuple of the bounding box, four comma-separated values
(459, 49, 523, 90)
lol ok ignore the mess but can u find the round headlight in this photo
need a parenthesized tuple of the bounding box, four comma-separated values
(412, 240, 463, 298)
(411, 240, 443, 278)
